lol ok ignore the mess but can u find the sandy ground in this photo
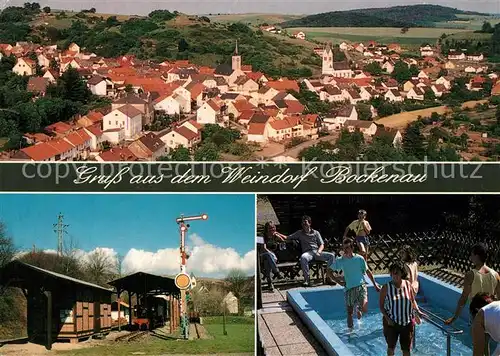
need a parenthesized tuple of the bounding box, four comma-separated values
(0, 341, 93, 355)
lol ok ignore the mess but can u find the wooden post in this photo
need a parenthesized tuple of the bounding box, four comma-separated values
(44, 291, 52, 350)
(257, 252, 262, 310)
(169, 296, 173, 333)
(117, 290, 121, 332)
(223, 300, 227, 335)
(128, 291, 132, 329)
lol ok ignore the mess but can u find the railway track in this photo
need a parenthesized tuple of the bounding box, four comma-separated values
(115, 330, 148, 342)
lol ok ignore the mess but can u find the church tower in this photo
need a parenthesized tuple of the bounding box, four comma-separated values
(321, 43, 334, 75)
(232, 40, 241, 72)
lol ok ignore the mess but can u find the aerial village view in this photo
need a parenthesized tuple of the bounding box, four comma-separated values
(1, 2, 500, 161)
(0, 194, 255, 355)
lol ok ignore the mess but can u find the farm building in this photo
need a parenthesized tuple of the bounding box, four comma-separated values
(0, 260, 112, 349)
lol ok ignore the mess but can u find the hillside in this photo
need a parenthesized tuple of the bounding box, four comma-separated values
(280, 5, 488, 28)
(0, 5, 319, 78)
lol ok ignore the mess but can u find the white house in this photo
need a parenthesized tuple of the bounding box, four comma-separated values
(87, 76, 107, 96)
(406, 87, 425, 101)
(420, 45, 434, 57)
(222, 292, 238, 314)
(448, 51, 466, 61)
(382, 61, 395, 74)
(385, 89, 403, 102)
(159, 125, 200, 152)
(345, 120, 378, 136)
(102, 104, 143, 140)
(436, 76, 452, 90)
(197, 100, 222, 125)
(154, 94, 181, 115)
(466, 53, 484, 61)
(13, 57, 36, 76)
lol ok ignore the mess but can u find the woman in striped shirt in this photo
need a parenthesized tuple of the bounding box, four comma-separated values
(379, 261, 425, 356)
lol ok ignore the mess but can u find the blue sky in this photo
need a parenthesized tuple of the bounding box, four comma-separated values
(0, 194, 256, 276)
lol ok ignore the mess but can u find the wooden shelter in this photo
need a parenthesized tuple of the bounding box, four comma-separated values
(0, 260, 112, 349)
(107, 272, 180, 333)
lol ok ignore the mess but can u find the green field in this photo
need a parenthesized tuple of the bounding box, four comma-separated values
(56, 316, 254, 355)
(288, 26, 473, 46)
(209, 13, 301, 25)
(434, 14, 500, 31)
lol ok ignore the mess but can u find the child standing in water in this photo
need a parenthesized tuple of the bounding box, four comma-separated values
(344, 209, 371, 261)
(400, 245, 419, 295)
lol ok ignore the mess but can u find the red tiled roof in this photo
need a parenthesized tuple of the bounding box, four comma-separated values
(283, 100, 304, 114)
(188, 83, 206, 98)
(99, 147, 138, 161)
(246, 72, 265, 81)
(187, 120, 202, 130)
(265, 80, 299, 92)
(21, 142, 59, 161)
(45, 121, 73, 135)
(85, 123, 103, 137)
(233, 99, 255, 112)
(174, 126, 198, 141)
(86, 111, 104, 123)
(248, 123, 266, 135)
(65, 129, 91, 146)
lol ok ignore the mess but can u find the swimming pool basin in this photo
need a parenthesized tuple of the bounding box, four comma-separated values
(287, 273, 482, 356)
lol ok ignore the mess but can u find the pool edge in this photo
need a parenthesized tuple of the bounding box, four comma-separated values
(286, 272, 466, 355)
(287, 287, 355, 356)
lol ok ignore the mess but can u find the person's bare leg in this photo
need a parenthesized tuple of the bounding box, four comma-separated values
(402, 351, 410, 356)
(347, 306, 354, 328)
(387, 348, 395, 356)
(357, 241, 367, 260)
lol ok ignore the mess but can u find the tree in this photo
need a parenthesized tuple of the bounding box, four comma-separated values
(402, 122, 426, 159)
(43, 6, 51, 13)
(438, 68, 448, 78)
(161, 146, 191, 161)
(225, 269, 250, 316)
(364, 62, 382, 76)
(84, 249, 118, 286)
(0, 223, 15, 268)
(356, 103, 372, 121)
(364, 135, 405, 161)
(482, 21, 493, 33)
(178, 38, 189, 52)
(424, 89, 436, 101)
(392, 61, 412, 83)
(51, 67, 92, 103)
(194, 142, 220, 161)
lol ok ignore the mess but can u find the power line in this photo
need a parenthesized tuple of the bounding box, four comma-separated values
(53, 213, 69, 256)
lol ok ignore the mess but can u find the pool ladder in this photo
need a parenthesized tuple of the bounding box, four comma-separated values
(414, 304, 464, 356)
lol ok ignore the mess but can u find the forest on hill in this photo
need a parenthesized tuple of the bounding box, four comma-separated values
(281, 4, 487, 28)
(0, 3, 318, 78)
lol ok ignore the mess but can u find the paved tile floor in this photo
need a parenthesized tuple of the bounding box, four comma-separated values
(258, 288, 327, 356)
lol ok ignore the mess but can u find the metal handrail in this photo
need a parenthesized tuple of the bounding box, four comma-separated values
(420, 306, 464, 335)
(415, 306, 464, 356)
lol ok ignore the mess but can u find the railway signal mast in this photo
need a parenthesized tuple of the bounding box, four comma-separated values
(174, 213, 208, 340)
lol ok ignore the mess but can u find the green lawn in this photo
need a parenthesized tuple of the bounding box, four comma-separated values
(56, 316, 254, 355)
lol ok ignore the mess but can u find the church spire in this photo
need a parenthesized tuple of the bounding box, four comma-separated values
(234, 39, 239, 55)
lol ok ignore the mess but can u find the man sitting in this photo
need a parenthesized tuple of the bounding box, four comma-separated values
(274, 215, 335, 287)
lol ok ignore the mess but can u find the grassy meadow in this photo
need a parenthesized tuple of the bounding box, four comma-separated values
(287, 26, 473, 46)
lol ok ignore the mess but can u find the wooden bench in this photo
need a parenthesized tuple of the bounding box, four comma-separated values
(259, 240, 328, 285)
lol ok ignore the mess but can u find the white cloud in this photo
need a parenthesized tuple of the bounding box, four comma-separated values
(19, 234, 254, 278)
(122, 233, 255, 277)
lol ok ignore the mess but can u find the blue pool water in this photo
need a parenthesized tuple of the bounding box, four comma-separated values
(320, 304, 472, 356)
(287, 273, 485, 356)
